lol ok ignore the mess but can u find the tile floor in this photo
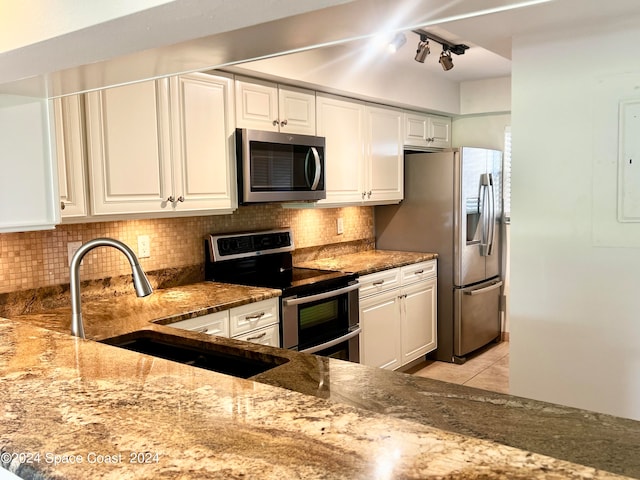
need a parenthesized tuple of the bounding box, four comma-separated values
(406, 340, 510, 394)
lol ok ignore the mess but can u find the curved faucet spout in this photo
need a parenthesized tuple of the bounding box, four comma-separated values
(70, 238, 153, 339)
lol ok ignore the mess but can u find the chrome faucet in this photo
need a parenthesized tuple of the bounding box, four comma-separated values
(70, 238, 153, 339)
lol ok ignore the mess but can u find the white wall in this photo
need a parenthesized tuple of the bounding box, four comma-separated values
(510, 22, 640, 420)
(460, 77, 511, 115)
(451, 113, 510, 150)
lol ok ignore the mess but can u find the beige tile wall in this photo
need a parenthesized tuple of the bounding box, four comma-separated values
(0, 205, 373, 294)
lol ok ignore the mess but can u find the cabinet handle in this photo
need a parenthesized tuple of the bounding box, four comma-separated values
(372, 280, 385, 286)
(196, 327, 220, 335)
(246, 331, 267, 341)
(167, 196, 175, 203)
(177, 196, 185, 203)
(246, 312, 265, 321)
(280, 119, 288, 126)
(60, 201, 66, 210)
(272, 119, 279, 126)
(427, 137, 434, 142)
(413, 270, 424, 275)
(367, 190, 372, 198)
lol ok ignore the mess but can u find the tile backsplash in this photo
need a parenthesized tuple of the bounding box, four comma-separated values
(0, 205, 374, 294)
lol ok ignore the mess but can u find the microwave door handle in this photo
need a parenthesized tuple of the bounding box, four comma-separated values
(310, 147, 321, 191)
(299, 327, 362, 354)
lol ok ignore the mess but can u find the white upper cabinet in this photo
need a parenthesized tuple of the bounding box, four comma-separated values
(235, 76, 316, 135)
(365, 105, 403, 204)
(404, 111, 451, 150)
(85, 72, 235, 216)
(53, 95, 88, 219)
(317, 94, 403, 206)
(316, 93, 365, 205)
(169, 73, 236, 211)
(0, 96, 59, 233)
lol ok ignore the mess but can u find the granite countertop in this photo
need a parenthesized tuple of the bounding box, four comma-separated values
(10, 281, 282, 341)
(2, 270, 640, 478)
(297, 249, 438, 275)
(1, 316, 637, 480)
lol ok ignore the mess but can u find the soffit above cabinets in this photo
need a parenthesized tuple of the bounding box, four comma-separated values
(2, 0, 640, 98)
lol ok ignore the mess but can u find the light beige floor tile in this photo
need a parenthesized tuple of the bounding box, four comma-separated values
(410, 342, 510, 394)
(463, 357, 510, 394)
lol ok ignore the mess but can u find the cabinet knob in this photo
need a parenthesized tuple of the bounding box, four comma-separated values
(177, 196, 185, 203)
(60, 201, 66, 210)
(280, 119, 288, 127)
(272, 119, 279, 126)
(167, 196, 175, 203)
(362, 192, 366, 199)
(427, 137, 434, 142)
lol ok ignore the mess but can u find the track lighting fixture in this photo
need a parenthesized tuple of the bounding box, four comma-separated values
(388, 32, 407, 53)
(410, 29, 468, 71)
(439, 49, 454, 71)
(414, 36, 430, 63)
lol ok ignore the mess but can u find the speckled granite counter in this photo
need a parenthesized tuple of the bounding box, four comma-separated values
(297, 249, 437, 275)
(0, 317, 637, 480)
(2, 277, 640, 479)
(10, 281, 281, 341)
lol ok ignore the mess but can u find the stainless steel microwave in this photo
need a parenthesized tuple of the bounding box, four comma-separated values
(236, 128, 326, 204)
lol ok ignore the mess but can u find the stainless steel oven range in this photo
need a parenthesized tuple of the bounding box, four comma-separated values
(205, 229, 360, 363)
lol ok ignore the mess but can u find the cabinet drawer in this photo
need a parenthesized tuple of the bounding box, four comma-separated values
(401, 260, 436, 284)
(233, 324, 280, 347)
(359, 268, 401, 297)
(229, 298, 279, 337)
(166, 310, 229, 337)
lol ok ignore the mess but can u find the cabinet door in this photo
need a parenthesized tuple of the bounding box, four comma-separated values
(278, 85, 316, 135)
(0, 96, 59, 233)
(365, 105, 403, 204)
(404, 112, 429, 147)
(401, 278, 437, 365)
(235, 77, 279, 132)
(170, 73, 236, 211)
(86, 79, 172, 215)
(316, 93, 365, 205)
(428, 115, 451, 149)
(360, 289, 402, 370)
(53, 95, 87, 218)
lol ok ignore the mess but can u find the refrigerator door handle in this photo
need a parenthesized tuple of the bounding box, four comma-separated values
(480, 174, 490, 256)
(487, 173, 496, 256)
(464, 280, 503, 296)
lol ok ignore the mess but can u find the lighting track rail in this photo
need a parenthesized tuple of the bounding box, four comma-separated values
(411, 29, 469, 56)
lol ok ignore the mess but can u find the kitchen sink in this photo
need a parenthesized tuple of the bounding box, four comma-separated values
(99, 330, 289, 378)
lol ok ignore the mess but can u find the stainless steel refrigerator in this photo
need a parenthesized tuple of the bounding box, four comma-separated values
(375, 147, 503, 363)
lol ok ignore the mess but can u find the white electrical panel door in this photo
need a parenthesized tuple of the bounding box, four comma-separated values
(618, 99, 640, 221)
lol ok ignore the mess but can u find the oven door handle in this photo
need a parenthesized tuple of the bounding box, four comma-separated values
(299, 327, 362, 354)
(282, 282, 360, 306)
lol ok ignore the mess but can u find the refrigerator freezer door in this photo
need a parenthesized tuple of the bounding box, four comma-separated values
(486, 149, 503, 279)
(454, 278, 502, 358)
(456, 147, 490, 286)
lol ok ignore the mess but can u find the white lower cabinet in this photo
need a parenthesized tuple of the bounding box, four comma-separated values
(165, 297, 280, 348)
(360, 260, 437, 370)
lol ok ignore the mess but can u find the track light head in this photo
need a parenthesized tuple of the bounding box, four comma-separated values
(388, 32, 407, 53)
(439, 49, 454, 71)
(414, 38, 430, 63)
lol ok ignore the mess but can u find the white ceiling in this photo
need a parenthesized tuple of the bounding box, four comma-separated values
(347, 0, 640, 83)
